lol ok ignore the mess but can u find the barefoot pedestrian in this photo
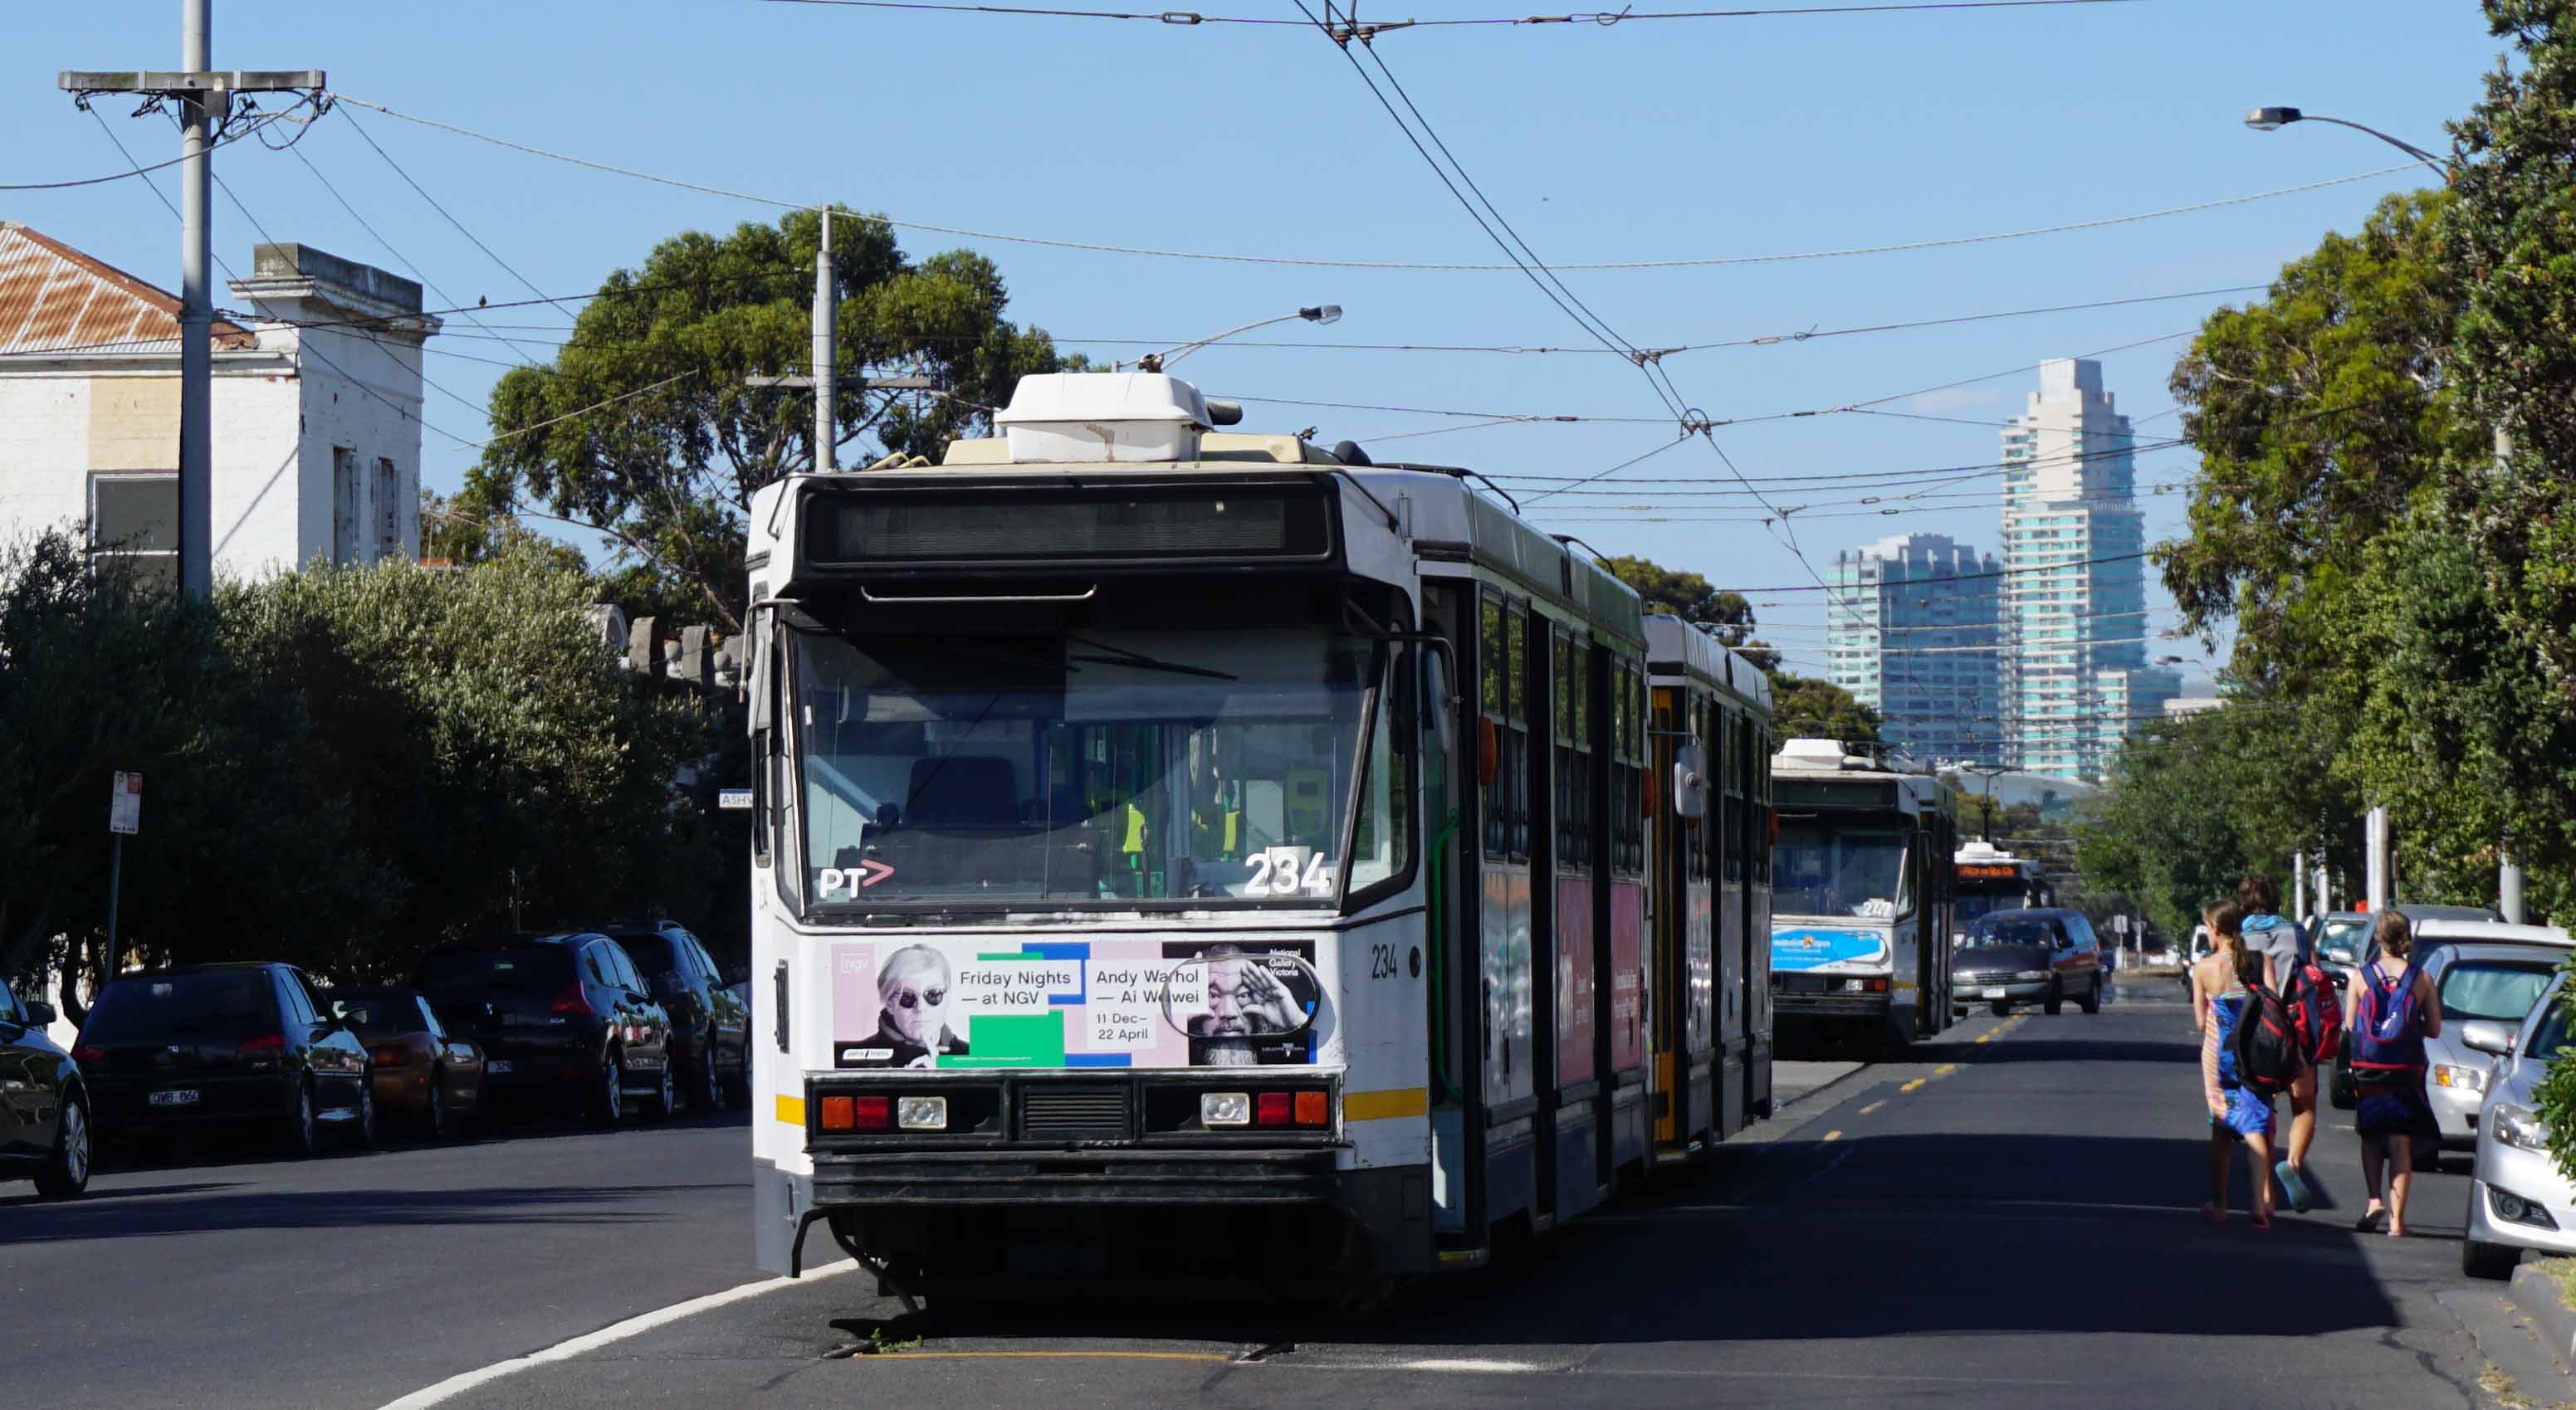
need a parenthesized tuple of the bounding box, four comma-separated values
(2199, 907, 2278, 1227)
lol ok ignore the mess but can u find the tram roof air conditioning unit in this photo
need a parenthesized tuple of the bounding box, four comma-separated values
(994, 372, 1234, 465)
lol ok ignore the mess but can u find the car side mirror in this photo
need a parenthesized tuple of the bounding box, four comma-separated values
(23, 999, 56, 1026)
(2460, 1019, 2518, 1057)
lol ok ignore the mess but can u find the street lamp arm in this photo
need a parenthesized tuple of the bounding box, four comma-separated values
(1153, 311, 1305, 369)
(2295, 115, 2452, 179)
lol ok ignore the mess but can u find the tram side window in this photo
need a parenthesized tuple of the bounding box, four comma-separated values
(1347, 647, 1415, 894)
(1555, 628, 1592, 871)
(1753, 725, 1773, 885)
(1506, 601, 1530, 861)
(1481, 594, 1508, 859)
(1683, 697, 1707, 883)
(1610, 661, 1644, 876)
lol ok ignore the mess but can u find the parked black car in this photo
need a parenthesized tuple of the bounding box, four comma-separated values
(413, 933, 675, 1126)
(607, 922, 749, 1113)
(1, 976, 90, 1197)
(1952, 908, 2106, 1017)
(75, 963, 373, 1158)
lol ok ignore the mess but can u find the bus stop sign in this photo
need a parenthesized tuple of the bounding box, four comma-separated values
(109, 771, 141, 835)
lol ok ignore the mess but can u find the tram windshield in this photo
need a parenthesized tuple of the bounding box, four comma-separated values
(790, 627, 1406, 908)
(1954, 887, 2026, 929)
(1773, 821, 1912, 920)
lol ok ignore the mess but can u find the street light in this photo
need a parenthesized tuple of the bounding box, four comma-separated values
(1137, 305, 1342, 372)
(2242, 106, 2451, 181)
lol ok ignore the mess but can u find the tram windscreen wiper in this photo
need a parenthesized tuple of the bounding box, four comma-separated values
(1063, 633, 1238, 681)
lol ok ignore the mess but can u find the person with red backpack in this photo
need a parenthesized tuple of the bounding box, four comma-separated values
(2344, 910, 2441, 1237)
(2237, 874, 2338, 1212)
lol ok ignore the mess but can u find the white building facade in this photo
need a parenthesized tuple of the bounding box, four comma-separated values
(0, 226, 438, 583)
(1824, 532, 2002, 766)
(1998, 358, 2177, 782)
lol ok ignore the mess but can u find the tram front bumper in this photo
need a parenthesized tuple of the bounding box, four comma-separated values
(811, 1147, 1344, 1207)
(1773, 980, 1892, 1021)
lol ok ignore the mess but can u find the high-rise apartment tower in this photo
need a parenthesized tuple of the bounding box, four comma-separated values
(1824, 533, 2003, 767)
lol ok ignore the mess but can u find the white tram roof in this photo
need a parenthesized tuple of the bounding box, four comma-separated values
(1955, 839, 2033, 866)
(772, 371, 1655, 640)
(1644, 614, 1773, 711)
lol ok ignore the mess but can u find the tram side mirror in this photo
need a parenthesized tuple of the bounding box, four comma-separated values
(1420, 639, 1457, 763)
(1671, 744, 1708, 821)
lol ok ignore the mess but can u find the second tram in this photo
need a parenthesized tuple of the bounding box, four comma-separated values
(1951, 839, 2057, 944)
(1767, 740, 1960, 1050)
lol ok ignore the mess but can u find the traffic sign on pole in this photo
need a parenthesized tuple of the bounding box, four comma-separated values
(109, 771, 142, 835)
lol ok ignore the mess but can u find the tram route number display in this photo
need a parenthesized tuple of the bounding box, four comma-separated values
(829, 936, 1326, 1070)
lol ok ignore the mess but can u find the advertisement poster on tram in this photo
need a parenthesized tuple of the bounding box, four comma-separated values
(829, 937, 1322, 1071)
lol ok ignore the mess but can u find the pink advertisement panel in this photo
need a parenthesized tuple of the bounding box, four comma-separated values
(828, 937, 1322, 1071)
(1609, 880, 1646, 1072)
(1554, 876, 1596, 1086)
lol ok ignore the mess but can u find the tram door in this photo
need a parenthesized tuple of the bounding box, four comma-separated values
(1424, 580, 1476, 1244)
(1711, 697, 1747, 1141)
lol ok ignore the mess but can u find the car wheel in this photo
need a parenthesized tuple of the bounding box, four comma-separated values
(646, 1057, 677, 1121)
(693, 1036, 726, 1113)
(346, 1077, 376, 1152)
(721, 1042, 751, 1105)
(592, 1050, 627, 1127)
(2464, 1234, 2522, 1281)
(2044, 983, 2064, 1016)
(1990, 999, 2011, 1017)
(425, 1070, 452, 1141)
(2081, 977, 2103, 1015)
(281, 1080, 320, 1159)
(34, 1090, 92, 1198)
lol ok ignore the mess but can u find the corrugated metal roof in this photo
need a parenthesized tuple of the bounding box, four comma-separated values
(0, 221, 253, 358)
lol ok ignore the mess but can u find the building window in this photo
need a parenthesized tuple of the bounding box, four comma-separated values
(374, 457, 403, 562)
(88, 471, 178, 589)
(333, 446, 361, 566)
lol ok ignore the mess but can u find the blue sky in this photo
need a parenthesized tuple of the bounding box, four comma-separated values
(3, 1, 2507, 681)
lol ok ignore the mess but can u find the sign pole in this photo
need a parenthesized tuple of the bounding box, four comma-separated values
(105, 833, 125, 977)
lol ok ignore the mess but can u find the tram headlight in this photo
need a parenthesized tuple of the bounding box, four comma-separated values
(1202, 1091, 1252, 1128)
(897, 1095, 948, 1131)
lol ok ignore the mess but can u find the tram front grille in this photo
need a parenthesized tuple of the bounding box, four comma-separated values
(1019, 1087, 1130, 1141)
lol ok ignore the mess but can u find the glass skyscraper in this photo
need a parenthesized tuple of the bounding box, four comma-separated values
(1998, 359, 2178, 782)
(1824, 533, 2003, 766)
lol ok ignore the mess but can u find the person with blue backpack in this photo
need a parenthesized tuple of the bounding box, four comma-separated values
(2344, 910, 2441, 1237)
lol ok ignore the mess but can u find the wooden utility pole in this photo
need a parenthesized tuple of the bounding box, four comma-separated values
(61, 2, 322, 599)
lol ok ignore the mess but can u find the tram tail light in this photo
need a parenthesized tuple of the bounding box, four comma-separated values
(1254, 1092, 1293, 1127)
(819, 1095, 854, 1130)
(852, 1095, 892, 1129)
(1293, 1090, 1330, 1127)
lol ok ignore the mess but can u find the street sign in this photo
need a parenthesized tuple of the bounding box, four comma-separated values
(109, 771, 142, 835)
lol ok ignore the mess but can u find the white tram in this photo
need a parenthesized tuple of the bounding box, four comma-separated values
(1767, 740, 1961, 1051)
(743, 372, 1775, 1295)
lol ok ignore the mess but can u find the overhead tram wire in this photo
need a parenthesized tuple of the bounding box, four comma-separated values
(335, 105, 575, 329)
(4, 95, 323, 188)
(320, 95, 2413, 274)
(765, 0, 2145, 24)
(285, 142, 556, 368)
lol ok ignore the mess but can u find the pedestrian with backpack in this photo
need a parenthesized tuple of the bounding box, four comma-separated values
(2236, 874, 2335, 1212)
(2345, 910, 2440, 1237)
(2200, 906, 2284, 1227)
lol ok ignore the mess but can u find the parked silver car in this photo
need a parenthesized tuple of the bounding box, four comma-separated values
(2461, 974, 2576, 1279)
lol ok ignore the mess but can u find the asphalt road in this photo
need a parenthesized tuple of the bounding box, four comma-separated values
(5, 983, 2550, 1409)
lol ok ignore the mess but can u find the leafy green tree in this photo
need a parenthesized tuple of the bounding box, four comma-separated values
(474, 207, 1068, 631)
(2445, 0, 2576, 734)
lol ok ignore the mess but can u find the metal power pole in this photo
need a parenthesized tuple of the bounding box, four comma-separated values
(61, 2, 323, 599)
(814, 212, 836, 472)
(2365, 804, 2390, 914)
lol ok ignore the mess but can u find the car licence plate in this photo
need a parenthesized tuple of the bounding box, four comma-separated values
(486, 1060, 514, 1075)
(149, 1088, 199, 1107)
(1977, 987, 2003, 998)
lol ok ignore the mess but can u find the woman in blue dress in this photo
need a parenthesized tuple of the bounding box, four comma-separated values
(2197, 905, 2276, 1227)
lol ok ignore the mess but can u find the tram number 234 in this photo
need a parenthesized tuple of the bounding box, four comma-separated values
(1244, 846, 1335, 898)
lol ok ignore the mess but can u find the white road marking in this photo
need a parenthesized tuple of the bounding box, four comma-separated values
(374, 1261, 859, 1409)
(1381, 1358, 1556, 1373)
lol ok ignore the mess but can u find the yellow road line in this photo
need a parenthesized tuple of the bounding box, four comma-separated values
(1934, 1064, 1957, 1077)
(1900, 1078, 1925, 1093)
(1822, 1129, 1842, 1143)
(1975, 1034, 1992, 1043)
(1858, 1101, 1885, 1116)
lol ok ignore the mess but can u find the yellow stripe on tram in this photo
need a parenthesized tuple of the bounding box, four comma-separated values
(775, 1094, 806, 1128)
(1344, 1087, 1430, 1122)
